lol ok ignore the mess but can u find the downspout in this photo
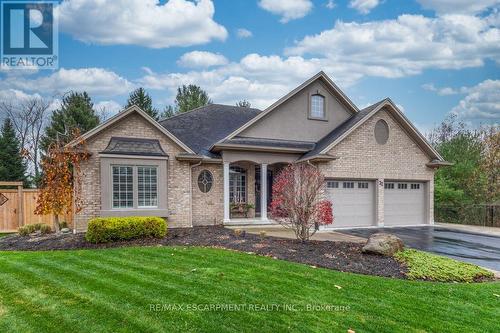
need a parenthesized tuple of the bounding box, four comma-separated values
(189, 160, 202, 227)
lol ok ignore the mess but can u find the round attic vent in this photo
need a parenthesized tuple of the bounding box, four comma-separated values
(374, 119, 389, 145)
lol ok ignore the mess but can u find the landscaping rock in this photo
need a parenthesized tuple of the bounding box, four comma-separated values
(60, 228, 71, 234)
(362, 233, 404, 256)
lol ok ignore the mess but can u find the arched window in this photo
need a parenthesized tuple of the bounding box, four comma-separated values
(229, 166, 246, 203)
(310, 94, 325, 119)
(197, 170, 213, 193)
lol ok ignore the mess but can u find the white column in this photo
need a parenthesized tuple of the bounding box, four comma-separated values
(261, 163, 268, 221)
(223, 162, 230, 223)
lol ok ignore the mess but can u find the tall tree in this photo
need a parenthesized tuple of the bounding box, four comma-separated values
(0, 118, 28, 184)
(236, 100, 251, 108)
(0, 97, 51, 182)
(125, 87, 159, 120)
(175, 84, 212, 113)
(40, 92, 100, 153)
(160, 105, 176, 119)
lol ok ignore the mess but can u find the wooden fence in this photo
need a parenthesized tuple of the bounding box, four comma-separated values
(0, 182, 72, 232)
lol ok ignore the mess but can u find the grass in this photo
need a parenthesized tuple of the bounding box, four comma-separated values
(0, 247, 498, 333)
(0, 233, 12, 238)
(395, 249, 494, 283)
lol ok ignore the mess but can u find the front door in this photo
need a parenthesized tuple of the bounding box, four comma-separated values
(255, 167, 273, 217)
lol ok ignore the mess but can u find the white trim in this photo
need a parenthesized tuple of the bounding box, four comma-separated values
(214, 71, 359, 146)
(260, 163, 268, 221)
(66, 105, 194, 154)
(223, 162, 230, 222)
(319, 99, 444, 161)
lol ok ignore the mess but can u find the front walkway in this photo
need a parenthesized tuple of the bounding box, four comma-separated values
(225, 225, 366, 243)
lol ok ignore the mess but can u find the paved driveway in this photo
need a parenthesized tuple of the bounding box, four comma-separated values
(338, 226, 500, 271)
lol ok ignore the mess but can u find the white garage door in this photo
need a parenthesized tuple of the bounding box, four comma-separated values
(384, 182, 426, 226)
(326, 180, 375, 228)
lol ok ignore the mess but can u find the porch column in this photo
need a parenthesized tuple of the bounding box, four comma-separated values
(261, 163, 268, 221)
(223, 162, 230, 223)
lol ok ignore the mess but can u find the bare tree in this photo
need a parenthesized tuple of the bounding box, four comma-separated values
(0, 97, 51, 182)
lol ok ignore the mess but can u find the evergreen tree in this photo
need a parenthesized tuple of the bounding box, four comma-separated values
(236, 100, 251, 108)
(160, 105, 176, 119)
(175, 84, 212, 113)
(41, 92, 100, 152)
(0, 118, 28, 184)
(125, 87, 159, 120)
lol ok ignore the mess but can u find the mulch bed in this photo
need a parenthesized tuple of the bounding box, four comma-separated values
(0, 226, 407, 279)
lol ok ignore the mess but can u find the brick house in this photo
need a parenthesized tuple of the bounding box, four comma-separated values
(67, 72, 450, 232)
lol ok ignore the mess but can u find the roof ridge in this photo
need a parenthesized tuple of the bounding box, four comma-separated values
(159, 103, 262, 123)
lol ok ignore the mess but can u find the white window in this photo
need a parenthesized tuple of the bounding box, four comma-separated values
(411, 183, 420, 190)
(138, 166, 158, 208)
(310, 94, 325, 119)
(398, 183, 408, 190)
(385, 182, 394, 189)
(230, 166, 246, 203)
(343, 181, 354, 189)
(327, 181, 339, 188)
(358, 182, 369, 189)
(112, 166, 133, 208)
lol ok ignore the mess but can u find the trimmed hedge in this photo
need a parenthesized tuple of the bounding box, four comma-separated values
(85, 217, 167, 243)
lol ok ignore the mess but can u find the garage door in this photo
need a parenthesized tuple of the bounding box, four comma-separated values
(384, 182, 426, 226)
(326, 180, 375, 227)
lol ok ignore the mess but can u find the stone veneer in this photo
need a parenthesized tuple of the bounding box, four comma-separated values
(74, 112, 192, 232)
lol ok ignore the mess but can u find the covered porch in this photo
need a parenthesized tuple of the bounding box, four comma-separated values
(220, 151, 300, 225)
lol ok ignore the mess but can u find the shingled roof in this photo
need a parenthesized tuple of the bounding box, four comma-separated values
(159, 104, 261, 158)
(101, 137, 168, 157)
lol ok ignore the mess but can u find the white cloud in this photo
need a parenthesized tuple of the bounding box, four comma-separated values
(421, 83, 467, 96)
(286, 13, 500, 78)
(417, 0, 500, 15)
(177, 51, 228, 68)
(451, 79, 500, 121)
(237, 28, 253, 38)
(0, 89, 42, 103)
(326, 0, 336, 9)
(258, 0, 313, 23)
(138, 54, 330, 109)
(1, 68, 134, 97)
(56, 0, 227, 48)
(349, 0, 380, 14)
(95, 100, 122, 114)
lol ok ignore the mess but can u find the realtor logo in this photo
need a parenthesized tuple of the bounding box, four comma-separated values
(1, 0, 58, 69)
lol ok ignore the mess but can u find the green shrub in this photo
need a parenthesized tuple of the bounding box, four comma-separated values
(59, 221, 68, 229)
(18, 223, 52, 236)
(395, 249, 494, 282)
(85, 216, 167, 243)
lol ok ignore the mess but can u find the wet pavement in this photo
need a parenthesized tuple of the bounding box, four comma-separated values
(338, 226, 500, 271)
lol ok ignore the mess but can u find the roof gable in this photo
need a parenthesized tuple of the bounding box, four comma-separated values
(66, 105, 194, 153)
(217, 71, 359, 144)
(302, 99, 444, 161)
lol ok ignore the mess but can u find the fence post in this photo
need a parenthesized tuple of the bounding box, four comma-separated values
(17, 184, 24, 228)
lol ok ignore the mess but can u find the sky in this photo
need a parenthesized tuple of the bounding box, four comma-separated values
(1, 0, 499, 134)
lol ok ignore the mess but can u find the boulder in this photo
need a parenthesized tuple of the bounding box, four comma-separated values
(60, 228, 71, 234)
(362, 233, 404, 256)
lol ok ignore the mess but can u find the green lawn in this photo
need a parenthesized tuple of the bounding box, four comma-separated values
(0, 247, 498, 333)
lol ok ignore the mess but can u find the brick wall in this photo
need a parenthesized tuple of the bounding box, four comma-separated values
(74, 112, 192, 231)
(318, 108, 436, 224)
(191, 164, 224, 226)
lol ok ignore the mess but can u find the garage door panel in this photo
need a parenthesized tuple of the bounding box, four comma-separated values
(384, 182, 425, 226)
(327, 180, 375, 227)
